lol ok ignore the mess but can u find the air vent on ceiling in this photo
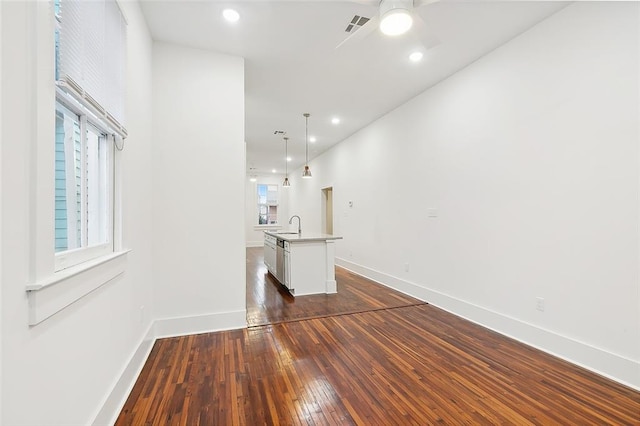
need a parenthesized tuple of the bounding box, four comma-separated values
(345, 15, 370, 33)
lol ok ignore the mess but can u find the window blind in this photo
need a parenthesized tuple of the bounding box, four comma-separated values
(57, 0, 127, 133)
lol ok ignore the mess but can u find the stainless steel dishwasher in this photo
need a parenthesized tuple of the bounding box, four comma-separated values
(275, 238, 285, 284)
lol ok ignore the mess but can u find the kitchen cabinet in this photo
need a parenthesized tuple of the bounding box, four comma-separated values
(264, 231, 342, 296)
(263, 234, 277, 276)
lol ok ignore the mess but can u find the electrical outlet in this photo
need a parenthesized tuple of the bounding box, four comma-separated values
(404, 262, 410, 272)
(536, 297, 545, 312)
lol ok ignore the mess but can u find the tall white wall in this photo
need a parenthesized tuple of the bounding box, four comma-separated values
(0, 2, 3, 421)
(0, 2, 155, 425)
(289, 2, 640, 388)
(152, 43, 246, 335)
(245, 176, 291, 247)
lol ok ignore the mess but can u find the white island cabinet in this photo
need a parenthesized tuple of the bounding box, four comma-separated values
(264, 231, 342, 296)
(263, 233, 277, 276)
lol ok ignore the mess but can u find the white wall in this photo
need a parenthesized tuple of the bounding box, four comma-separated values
(0, 1, 3, 421)
(0, 2, 155, 425)
(245, 175, 291, 247)
(289, 2, 640, 388)
(152, 43, 246, 335)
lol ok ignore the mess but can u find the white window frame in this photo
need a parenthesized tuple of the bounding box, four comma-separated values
(54, 95, 115, 271)
(25, 1, 128, 326)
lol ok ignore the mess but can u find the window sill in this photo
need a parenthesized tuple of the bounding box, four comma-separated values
(254, 225, 281, 230)
(26, 249, 131, 325)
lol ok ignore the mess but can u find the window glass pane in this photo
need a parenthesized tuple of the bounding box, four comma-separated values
(55, 101, 81, 252)
(55, 101, 112, 254)
(257, 184, 279, 225)
(267, 185, 278, 204)
(86, 126, 109, 247)
(257, 184, 267, 205)
(268, 206, 277, 224)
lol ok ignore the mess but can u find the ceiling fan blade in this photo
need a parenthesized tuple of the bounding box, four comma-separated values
(348, 0, 379, 5)
(412, 13, 440, 50)
(414, 0, 439, 7)
(335, 15, 379, 50)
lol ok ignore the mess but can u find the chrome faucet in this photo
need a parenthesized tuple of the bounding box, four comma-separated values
(289, 215, 301, 234)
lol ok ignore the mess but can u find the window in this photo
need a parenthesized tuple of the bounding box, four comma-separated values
(53, 0, 126, 270)
(257, 184, 278, 225)
(25, 0, 129, 325)
(54, 100, 112, 259)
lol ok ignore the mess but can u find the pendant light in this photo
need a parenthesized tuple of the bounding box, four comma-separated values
(282, 136, 291, 187)
(302, 113, 312, 179)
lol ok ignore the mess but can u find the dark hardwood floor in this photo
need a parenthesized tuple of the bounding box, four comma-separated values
(246, 247, 425, 327)
(116, 248, 640, 425)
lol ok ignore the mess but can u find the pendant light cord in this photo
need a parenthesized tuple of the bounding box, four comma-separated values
(304, 113, 310, 165)
(284, 137, 288, 176)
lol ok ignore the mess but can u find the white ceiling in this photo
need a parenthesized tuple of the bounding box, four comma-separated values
(140, 0, 568, 177)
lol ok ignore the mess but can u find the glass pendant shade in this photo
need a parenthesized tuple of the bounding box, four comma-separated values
(283, 177, 291, 187)
(302, 165, 312, 179)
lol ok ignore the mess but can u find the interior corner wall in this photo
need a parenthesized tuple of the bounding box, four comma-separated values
(289, 2, 640, 388)
(152, 42, 246, 335)
(245, 176, 291, 247)
(0, 2, 156, 425)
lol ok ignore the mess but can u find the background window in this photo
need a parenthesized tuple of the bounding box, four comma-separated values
(257, 184, 278, 224)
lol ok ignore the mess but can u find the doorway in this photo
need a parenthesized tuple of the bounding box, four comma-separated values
(321, 187, 333, 235)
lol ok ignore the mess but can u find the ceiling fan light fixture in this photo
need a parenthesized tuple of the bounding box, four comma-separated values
(379, 0, 413, 36)
(380, 9, 413, 36)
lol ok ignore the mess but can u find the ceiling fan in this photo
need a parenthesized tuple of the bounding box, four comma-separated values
(336, 0, 440, 50)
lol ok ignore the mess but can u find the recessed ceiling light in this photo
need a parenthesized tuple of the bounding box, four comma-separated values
(286, 157, 292, 162)
(409, 51, 423, 62)
(249, 176, 257, 182)
(222, 9, 240, 23)
(331, 117, 340, 125)
(309, 136, 317, 143)
(272, 169, 277, 173)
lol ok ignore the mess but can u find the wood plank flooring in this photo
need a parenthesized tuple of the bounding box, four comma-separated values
(246, 247, 425, 327)
(116, 248, 640, 425)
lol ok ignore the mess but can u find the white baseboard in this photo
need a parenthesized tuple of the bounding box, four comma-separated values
(91, 323, 155, 426)
(246, 241, 263, 248)
(336, 257, 640, 391)
(154, 309, 247, 338)
(92, 310, 247, 425)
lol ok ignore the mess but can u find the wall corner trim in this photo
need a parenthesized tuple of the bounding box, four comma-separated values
(91, 309, 247, 425)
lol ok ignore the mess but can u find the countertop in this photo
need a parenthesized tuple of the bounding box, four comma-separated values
(264, 230, 343, 243)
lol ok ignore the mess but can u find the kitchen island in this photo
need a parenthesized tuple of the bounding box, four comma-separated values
(264, 231, 342, 296)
